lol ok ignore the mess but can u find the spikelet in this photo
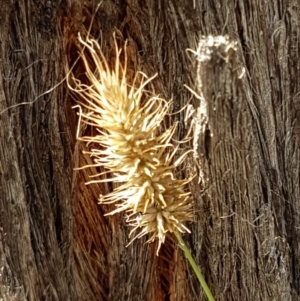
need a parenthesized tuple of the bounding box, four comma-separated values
(71, 33, 193, 254)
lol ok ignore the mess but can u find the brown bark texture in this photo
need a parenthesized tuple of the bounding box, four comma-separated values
(0, 0, 299, 300)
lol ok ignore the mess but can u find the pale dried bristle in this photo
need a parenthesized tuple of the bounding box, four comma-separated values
(71, 33, 193, 254)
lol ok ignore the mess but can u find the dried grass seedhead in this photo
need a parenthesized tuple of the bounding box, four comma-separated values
(70, 33, 193, 254)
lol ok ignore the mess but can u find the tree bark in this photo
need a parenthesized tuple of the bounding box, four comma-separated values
(1, 0, 299, 300)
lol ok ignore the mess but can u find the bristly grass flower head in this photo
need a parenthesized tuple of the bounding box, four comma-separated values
(70, 33, 194, 254)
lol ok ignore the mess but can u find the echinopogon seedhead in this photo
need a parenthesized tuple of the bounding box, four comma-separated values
(70, 33, 194, 255)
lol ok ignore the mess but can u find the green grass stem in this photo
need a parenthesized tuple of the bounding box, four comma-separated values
(174, 231, 216, 301)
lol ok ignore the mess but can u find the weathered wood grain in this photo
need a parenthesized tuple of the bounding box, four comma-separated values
(0, 0, 299, 300)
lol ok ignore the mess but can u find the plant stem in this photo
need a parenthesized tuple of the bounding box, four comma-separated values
(174, 231, 216, 301)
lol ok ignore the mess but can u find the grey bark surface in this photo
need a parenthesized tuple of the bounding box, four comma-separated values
(0, 0, 299, 301)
